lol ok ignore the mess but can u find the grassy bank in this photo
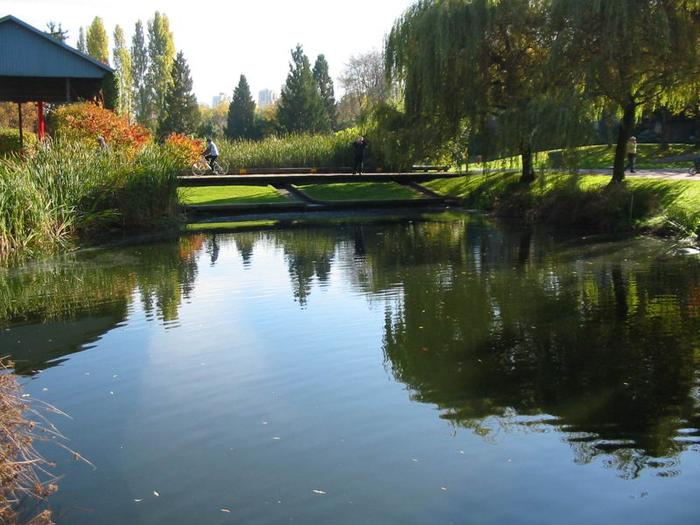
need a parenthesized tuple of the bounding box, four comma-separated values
(478, 144, 700, 171)
(427, 172, 700, 238)
(0, 142, 181, 258)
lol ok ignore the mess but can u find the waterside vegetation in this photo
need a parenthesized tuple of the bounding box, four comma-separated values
(0, 142, 180, 258)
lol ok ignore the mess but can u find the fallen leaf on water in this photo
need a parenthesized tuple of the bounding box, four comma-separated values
(421, 347, 429, 352)
(153, 491, 160, 497)
(312, 490, 327, 495)
(221, 508, 231, 513)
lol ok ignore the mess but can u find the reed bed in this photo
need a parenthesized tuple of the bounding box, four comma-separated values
(0, 141, 181, 258)
(218, 130, 358, 169)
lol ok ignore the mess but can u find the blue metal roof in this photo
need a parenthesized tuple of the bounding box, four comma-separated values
(0, 15, 113, 79)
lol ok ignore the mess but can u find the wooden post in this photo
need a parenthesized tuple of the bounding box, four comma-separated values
(17, 103, 23, 154)
(65, 78, 71, 102)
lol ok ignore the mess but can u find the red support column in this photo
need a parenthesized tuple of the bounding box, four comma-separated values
(36, 101, 46, 140)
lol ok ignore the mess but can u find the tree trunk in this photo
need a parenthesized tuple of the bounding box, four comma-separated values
(660, 110, 671, 151)
(611, 102, 636, 184)
(520, 144, 536, 184)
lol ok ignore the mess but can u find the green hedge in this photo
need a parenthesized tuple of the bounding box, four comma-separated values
(0, 128, 37, 156)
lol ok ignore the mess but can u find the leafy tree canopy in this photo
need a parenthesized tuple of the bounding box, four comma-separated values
(86, 17, 109, 64)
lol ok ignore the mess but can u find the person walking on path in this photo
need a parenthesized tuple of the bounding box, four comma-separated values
(352, 136, 368, 175)
(625, 136, 638, 173)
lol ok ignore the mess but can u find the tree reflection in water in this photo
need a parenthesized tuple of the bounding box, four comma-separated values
(2, 217, 700, 478)
(0, 236, 204, 374)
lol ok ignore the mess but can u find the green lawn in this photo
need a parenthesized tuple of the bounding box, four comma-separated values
(298, 182, 423, 201)
(178, 185, 288, 205)
(476, 143, 700, 171)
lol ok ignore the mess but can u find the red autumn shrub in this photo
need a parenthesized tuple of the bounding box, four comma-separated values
(164, 133, 204, 168)
(52, 103, 151, 150)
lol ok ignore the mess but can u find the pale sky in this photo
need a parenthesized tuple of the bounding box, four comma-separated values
(0, 0, 415, 105)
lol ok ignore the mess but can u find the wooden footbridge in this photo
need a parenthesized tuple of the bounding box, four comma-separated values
(178, 170, 464, 219)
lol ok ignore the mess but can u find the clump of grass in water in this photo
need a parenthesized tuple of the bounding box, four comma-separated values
(0, 358, 88, 524)
(0, 140, 181, 258)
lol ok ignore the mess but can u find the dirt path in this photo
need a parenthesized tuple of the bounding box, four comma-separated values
(580, 168, 699, 181)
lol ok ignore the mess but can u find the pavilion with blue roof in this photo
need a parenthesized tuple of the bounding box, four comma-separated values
(0, 15, 113, 147)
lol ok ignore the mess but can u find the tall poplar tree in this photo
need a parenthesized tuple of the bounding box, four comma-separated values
(226, 75, 257, 139)
(113, 25, 133, 119)
(86, 17, 109, 64)
(77, 26, 86, 53)
(131, 20, 149, 125)
(146, 11, 176, 130)
(158, 51, 200, 137)
(277, 45, 326, 133)
(313, 54, 337, 132)
(551, 0, 700, 183)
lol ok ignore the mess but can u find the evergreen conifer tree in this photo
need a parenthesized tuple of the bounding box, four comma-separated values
(131, 21, 149, 125)
(146, 11, 175, 129)
(158, 51, 200, 137)
(86, 17, 109, 64)
(277, 45, 326, 133)
(113, 25, 133, 119)
(226, 75, 257, 139)
(312, 54, 337, 132)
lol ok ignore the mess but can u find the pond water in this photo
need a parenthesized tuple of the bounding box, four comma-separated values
(2, 215, 700, 524)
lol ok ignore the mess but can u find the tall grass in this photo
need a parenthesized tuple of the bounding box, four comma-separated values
(218, 130, 359, 169)
(0, 141, 181, 258)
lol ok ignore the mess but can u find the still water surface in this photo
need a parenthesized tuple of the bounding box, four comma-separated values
(2, 216, 700, 524)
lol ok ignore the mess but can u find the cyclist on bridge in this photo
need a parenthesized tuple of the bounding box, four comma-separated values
(203, 138, 220, 171)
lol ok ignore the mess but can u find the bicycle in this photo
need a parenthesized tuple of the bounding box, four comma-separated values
(192, 156, 228, 176)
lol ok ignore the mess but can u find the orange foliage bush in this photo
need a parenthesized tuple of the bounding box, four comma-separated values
(164, 133, 204, 167)
(51, 103, 151, 150)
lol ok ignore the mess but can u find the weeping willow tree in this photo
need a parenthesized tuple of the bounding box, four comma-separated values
(551, 0, 700, 183)
(387, 0, 591, 183)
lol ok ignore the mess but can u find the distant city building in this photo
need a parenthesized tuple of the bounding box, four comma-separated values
(212, 92, 230, 107)
(258, 89, 277, 109)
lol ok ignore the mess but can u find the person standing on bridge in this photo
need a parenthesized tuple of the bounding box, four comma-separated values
(352, 136, 368, 175)
(203, 138, 219, 171)
(625, 136, 637, 173)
